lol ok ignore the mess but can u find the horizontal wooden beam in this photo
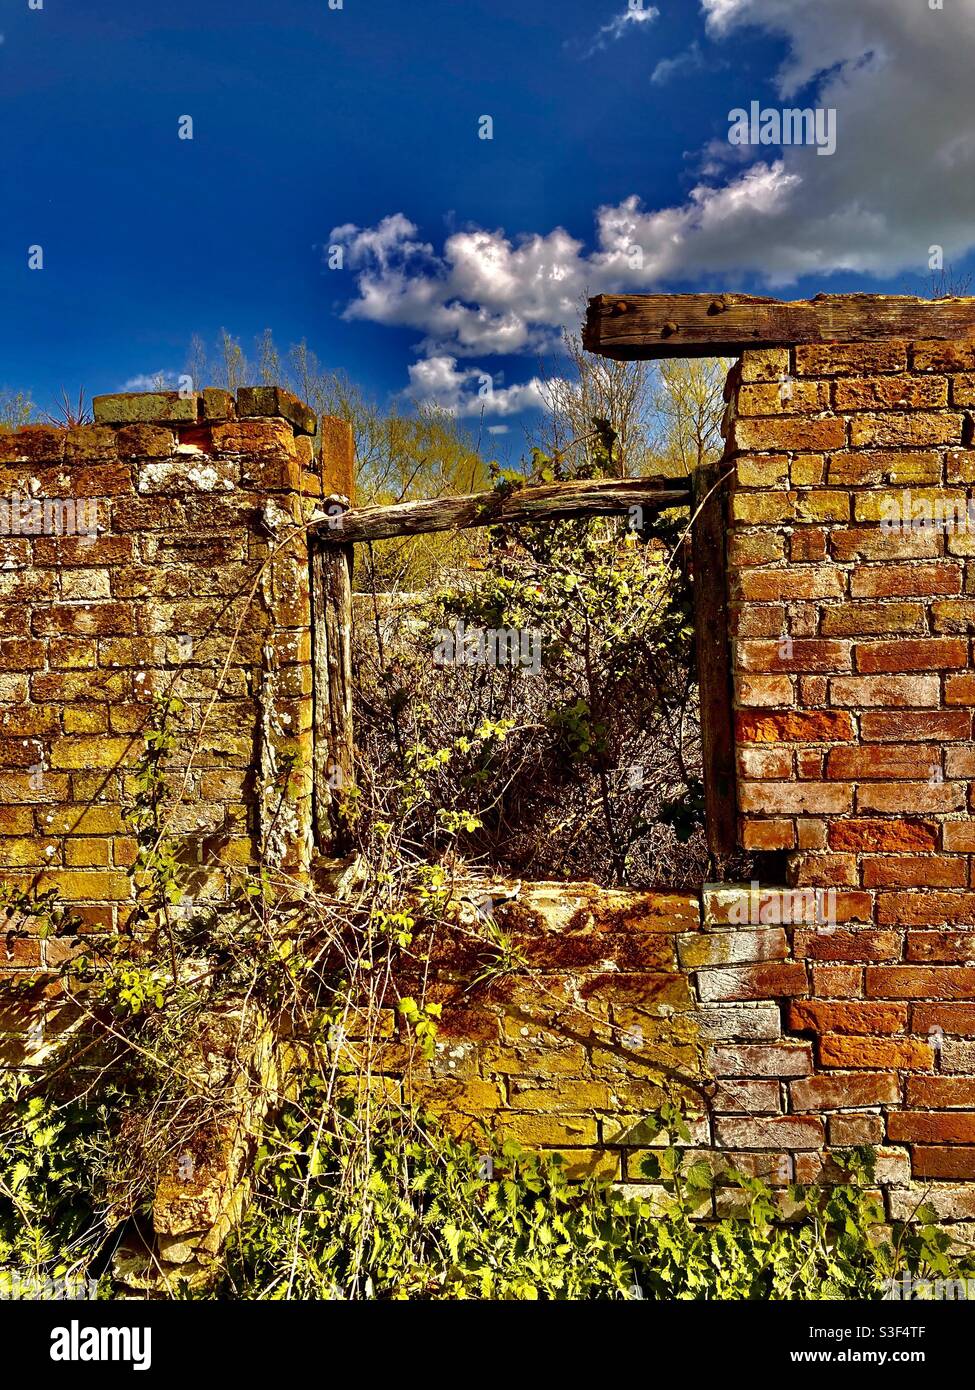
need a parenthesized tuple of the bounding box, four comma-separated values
(584, 292, 975, 361)
(314, 476, 691, 544)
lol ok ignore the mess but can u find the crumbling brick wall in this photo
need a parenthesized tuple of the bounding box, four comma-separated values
(5, 359, 975, 1232)
(0, 389, 352, 1036)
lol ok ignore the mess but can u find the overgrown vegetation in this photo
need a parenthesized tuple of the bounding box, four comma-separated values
(2, 342, 972, 1301)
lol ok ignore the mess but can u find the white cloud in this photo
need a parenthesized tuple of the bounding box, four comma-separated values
(121, 371, 179, 391)
(405, 355, 553, 418)
(651, 41, 708, 85)
(331, 0, 975, 407)
(585, 3, 660, 56)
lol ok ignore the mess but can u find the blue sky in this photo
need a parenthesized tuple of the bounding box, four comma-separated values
(3, 0, 975, 448)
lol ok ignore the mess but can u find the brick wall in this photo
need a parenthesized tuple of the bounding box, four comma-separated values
(5, 361, 975, 1228)
(0, 389, 352, 1016)
(723, 339, 975, 1218)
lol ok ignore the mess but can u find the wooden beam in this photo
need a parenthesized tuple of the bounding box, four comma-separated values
(314, 476, 691, 545)
(584, 292, 975, 361)
(691, 465, 737, 868)
(311, 537, 355, 854)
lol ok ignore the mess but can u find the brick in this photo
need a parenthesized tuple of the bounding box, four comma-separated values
(736, 639, 851, 673)
(830, 527, 942, 562)
(736, 567, 846, 601)
(913, 341, 975, 372)
(790, 1071, 899, 1110)
(741, 820, 796, 851)
(829, 674, 940, 707)
(737, 710, 854, 744)
(946, 673, 975, 705)
(856, 782, 965, 814)
(866, 966, 975, 999)
(865, 857, 968, 889)
(813, 966, 863, 998)
(829, 819, 937, 852)
(826, 745, 942, 779)
(735, 674, 795, 707)
(738, 381, 831, 415)
(890, 1112, 975, 1144)
(855, 639, 968, 672)
(740, 348, 791, 382)
(696, 1006, 782, 1042)
(849, 413, 963, 448)
(695, 962, 808, 1003)
(788, 1000, 908, 1035)
(818, 1036, 932, 1070)
(861, 710, 970, 742)
(730, 417, 847, 453)
(878, 893, 975, 927)
(913, 1003, 975, 1035)
(944, 823, 975, 851)
(738, 782, 853, 816)
(907, 931, 975, 962)
(932, 600, 975, 632)
(709, 1043, 813, 1078)
(714, 1116, 824, 1149)
(794, 930, 899, 963)
(678, 930, 787, 970)
(829, 1113, 886, 1145)
(906, 1076, 975, 1107)
(912, 1148, 975, 1179)
(728, 532, 786, 566)
(821, 603, 927, 637)
(850, 562, 961, 598)
(796, 342, 907, 376)
(738, 747, 793, 779)
(711, 1078, 781, 1113)
(834, 376, 948, 411)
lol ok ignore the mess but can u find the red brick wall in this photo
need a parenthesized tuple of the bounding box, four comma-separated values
(722, 339, 975, 1215)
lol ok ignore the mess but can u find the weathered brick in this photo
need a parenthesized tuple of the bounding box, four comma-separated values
(796, 342, 907, 376)
(849, 413, 963, 448)
(834, 376, 948, 411)
(912, 1148, 975, 1179)
(825, 745, 943, 779)
(828, 819, 937, 852)
(866, 965, 975, 998)
(856, 781, 965, 813)
(794, 930, 899, 963)
(861, 709, 970, 742)
(830, 674, 941, 707)
(855, 638, 968, 673)
(821, 603, 927, 637)
(865, 857, 968, 889)
(736, 711, 854, 744)
(818, 1036, 932, 1070)
(736, 639, 851, 673)
(714, 1116, 824, 1149)
(790, 1071, 899, 1110)
(730, 417, 847, 453)
(738, 782, 853, 816)
(850, 562, 961, 598)
(695, 962, 809, 1003)
(788, 1000, 908, 1035)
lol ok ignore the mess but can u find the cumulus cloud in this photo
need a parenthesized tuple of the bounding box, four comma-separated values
(405, 356, 553, 418)
(331, 0, 975, 408)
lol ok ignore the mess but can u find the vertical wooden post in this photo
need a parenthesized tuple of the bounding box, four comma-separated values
(691, 463, 737, 870)
(313, 419, 357, 856)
